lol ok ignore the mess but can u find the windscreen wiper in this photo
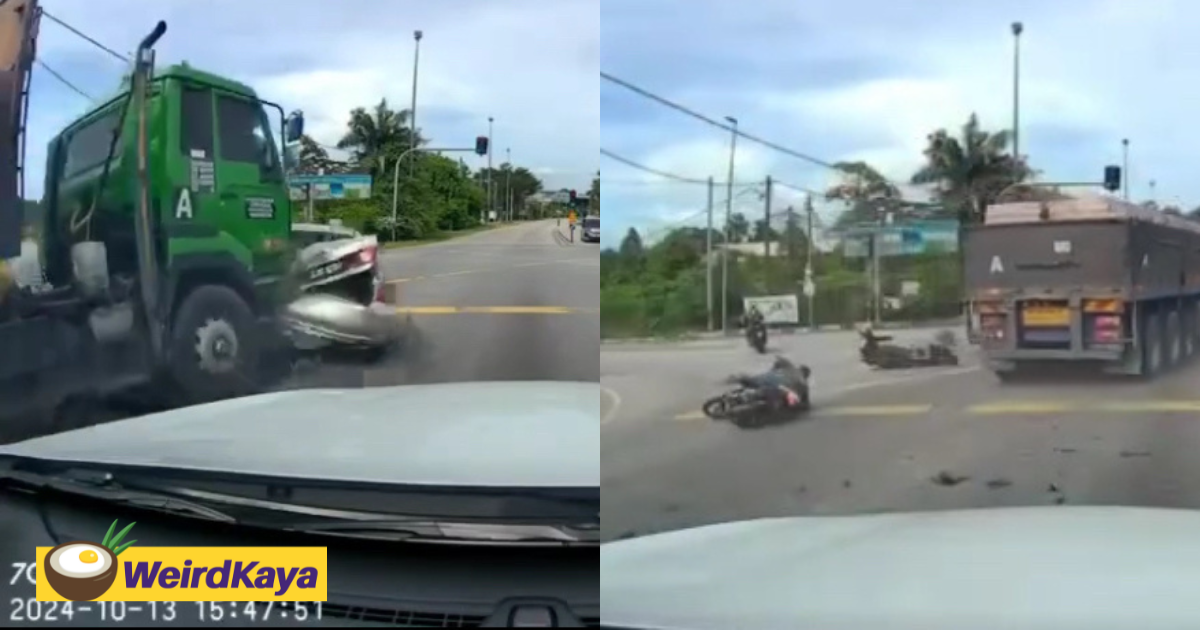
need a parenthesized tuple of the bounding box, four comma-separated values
(0, 467, 237, 523)
(289, 520, 601, 546)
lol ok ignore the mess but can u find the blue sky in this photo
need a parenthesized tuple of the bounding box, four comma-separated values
(601, 0, 1200, 244)
(23, 0, 598, 199)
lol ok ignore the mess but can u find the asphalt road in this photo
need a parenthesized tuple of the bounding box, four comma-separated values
(0, 221, 598, 444)
(288, 219, 599, 388)
(601, 329, 1200, 541)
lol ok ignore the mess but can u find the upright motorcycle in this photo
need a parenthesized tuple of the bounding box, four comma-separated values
(745, 319, 768, 354)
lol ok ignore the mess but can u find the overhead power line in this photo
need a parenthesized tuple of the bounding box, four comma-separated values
(43, 10, 130, 63)
(602, 72, 841, 171)
(602, 72, 924, 191)
(600, 147, 762, 187)
(35, 59, 94, 101)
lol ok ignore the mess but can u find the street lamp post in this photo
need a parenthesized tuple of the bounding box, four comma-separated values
(721, 115, 738, 336)
(1011, 21, 1023, 162)
(1122, 138, 1130, 201)
(487, 116, 494, 221)
(410, 30, 423, 179)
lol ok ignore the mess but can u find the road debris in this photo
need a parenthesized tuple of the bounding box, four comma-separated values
(986, 478, 1012, 489)
(930, 471, 969, 487)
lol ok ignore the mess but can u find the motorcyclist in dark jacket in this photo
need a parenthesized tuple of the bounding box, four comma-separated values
(738, 356, 810, 411)
(745, 306, 767, 349)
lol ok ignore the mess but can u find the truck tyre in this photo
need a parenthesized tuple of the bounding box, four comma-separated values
(1166, 310, 1182, 367)
(167, 285, 260, 404)
(1142, 312, 1163, 377)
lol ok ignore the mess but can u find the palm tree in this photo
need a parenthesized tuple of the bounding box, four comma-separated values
(727, 213, 750, 243)
(336, 99, 425, 180)
(825, 161, 901, 227)
(909, 113, 1032, 226)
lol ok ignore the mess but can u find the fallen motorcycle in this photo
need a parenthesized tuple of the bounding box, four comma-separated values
(860, 328, 959, 369)
(702, 359, 812, 428)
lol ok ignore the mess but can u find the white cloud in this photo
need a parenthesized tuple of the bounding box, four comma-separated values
(602, 0, 1200, 242)
(23, 0, 597, 197)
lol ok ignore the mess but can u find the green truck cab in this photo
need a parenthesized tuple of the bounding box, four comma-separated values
(0, 18, 306, 421)
(43, 63, 295, 310)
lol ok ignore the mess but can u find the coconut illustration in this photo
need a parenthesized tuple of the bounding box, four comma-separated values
(42, 521, 136, 601)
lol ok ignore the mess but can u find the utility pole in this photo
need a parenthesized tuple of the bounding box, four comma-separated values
(805, 195, 815, 329)
(487, 116, 494, 220)
(721, 116, 739, 336)
(763, 176, 773, 259)
(505, 147, 512, 221)
(1011, 21, 1023, 163)
(410, 30, 423, 179)
(706, 176, 714, 331)
(1122, 138, 1130, 201)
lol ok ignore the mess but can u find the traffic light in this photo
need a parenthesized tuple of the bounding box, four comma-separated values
(475, 136, 489, 156)
(1103, 165, 1122, 192)
(569, 190, 577, 203)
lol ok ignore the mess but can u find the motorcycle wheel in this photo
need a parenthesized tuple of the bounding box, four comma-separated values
(702, 396, 730, 420)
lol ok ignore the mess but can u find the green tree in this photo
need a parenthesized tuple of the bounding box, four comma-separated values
(726, 212, 750, 243)
(909, 113, 1032, 225)
(474, 166, 543, 216)
(336, 99, 425, 181)
(295, 135, 338, 174)
(825, 161, 901, 228)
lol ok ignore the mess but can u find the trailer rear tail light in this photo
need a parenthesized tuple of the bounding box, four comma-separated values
(980, 314, 1007, 341)
(1083, 299, 1123, 314)
(1089, 314, 1123, 344)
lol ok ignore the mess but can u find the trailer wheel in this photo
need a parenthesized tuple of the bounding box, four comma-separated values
(1142, 311, 1163, 377)
(167, 285, 260, 404)
(1166, 310, 1182, 367)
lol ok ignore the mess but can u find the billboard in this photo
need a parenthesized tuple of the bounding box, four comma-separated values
(288, 174, 373, 201)
(840, 220, 958, 258)
(743, 295, 800, 325)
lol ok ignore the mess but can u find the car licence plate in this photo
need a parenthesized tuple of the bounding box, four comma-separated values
(1022, 306, 1069, 327)
(310, 261, 342, 280)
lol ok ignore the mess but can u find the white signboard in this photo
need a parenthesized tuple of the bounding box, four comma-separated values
(743, 295, 799, 325)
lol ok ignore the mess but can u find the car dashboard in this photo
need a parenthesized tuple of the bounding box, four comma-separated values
(1, 489, 599, 628)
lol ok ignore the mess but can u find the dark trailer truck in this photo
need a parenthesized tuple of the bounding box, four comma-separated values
(965, 195, 1200, 380)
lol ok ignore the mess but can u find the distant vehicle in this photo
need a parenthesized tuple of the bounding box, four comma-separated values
(582, 216, 600, 243)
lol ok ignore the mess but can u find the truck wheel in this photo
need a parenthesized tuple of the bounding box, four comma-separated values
(1166, 311, 1182, 367)
(1142, 312, 1163, 377)
(167, 285, 260, 404)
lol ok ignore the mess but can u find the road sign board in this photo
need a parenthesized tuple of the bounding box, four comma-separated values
(288, 174, 373, 201)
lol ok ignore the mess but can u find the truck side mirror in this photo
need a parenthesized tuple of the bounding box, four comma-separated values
(1103, 165, 1122, 192)
(285, 111, 305, 143)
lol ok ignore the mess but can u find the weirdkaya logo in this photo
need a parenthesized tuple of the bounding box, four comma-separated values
(37, 520, 328, 602)
(41, 519, 138, 601)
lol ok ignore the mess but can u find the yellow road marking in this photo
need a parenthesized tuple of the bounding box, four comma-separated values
(967, 402, 1077, 414)
(434, 269, 485, 278)
(394, 306, 586, 315)
(823, 405, 933, 416)
(1095, 401, 1200, 413)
